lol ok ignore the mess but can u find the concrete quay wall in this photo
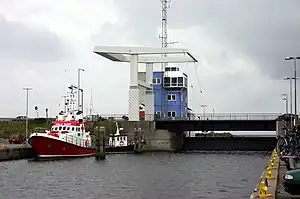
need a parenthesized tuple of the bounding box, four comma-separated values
(126, 121, 178, 152)
(0, 145, 35, 161)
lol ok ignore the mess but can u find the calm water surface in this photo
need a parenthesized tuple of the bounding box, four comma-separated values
(0, 152, 269, 199)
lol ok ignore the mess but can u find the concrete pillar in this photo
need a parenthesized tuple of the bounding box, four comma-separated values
(129, 54, 140, 121)
(145, 63, 154, 121)
(145, 90, 154, 120)
(145, 63, 153, 86)
(171, 132, 184, 152)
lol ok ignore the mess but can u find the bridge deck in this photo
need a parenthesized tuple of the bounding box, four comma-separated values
(156, 119, 277, 132)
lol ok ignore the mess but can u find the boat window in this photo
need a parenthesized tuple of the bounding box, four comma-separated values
(55, 127, 58, 131)
(76, 127, 80, 131)
(72, 127, 75, 131)
(67, 127, 70, 131)
(117, 137, 119, 141)
(123, 136, 126, 140)
(59, 126, 62, 130)
(120, 137, 122, 141)
(78, 133, 80, 136)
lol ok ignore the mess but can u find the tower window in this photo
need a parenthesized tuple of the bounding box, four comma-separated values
(164, 77, 170, 87)
(167, 111, 176, 117)
(155, 111, 161, 118)
(167, 94, 176, 101)
(184, 77, 188, 87)
(178, 77, 183, 86)
(153, 78, 161, 84)
(171, 77, 177, 86)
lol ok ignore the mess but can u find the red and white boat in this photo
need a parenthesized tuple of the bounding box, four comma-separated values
(28, 85, 95, 159)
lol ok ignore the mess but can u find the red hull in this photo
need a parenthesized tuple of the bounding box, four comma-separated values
(29, 135, 96, 159)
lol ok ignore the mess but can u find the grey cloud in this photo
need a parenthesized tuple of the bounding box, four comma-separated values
(91, 0, 160, 46)
(169, 0, 300, 79)
(112, 0, 300, 79)
(0, 14, 71, 63)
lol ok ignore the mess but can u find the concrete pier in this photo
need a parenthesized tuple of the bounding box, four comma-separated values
(0, 144, 35, 161)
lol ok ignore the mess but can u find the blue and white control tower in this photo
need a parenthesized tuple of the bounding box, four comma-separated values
(153, 65, 189, 119)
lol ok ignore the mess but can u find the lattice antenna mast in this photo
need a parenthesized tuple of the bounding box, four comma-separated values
(159, 0, 178, 69)
(89, 88, 93, 116)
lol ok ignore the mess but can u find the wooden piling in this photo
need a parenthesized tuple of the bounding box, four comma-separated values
(95, 126, 106, 160)
(133, 128, 144, 153)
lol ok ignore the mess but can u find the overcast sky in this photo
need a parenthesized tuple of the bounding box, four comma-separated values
(0, 0, 299, 117)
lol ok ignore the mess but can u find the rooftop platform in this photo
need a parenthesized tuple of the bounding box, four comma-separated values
(93, 46, 198, 63)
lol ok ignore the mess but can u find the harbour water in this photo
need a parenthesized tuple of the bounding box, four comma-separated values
(0, 152, 269, 199)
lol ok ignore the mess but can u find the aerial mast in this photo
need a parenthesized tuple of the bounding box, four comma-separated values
(159, 0, 177, 70)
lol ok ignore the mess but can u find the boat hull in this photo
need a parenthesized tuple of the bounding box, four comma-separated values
(106, 145, 134, 153)
(29, 135, 96, 159)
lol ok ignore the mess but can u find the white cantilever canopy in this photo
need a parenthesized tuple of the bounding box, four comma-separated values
(93, 45, 198, 121)
(93, 46, 198, 63)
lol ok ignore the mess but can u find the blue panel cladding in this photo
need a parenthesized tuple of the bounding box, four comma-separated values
(153, 71, 165, 112)
(153, 71, 189, 119)
(164, 89, 188, 118)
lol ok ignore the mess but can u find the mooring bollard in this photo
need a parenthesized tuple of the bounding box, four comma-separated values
(95, 126, 106, 160)
(265, 167, 275, 180)
(258, 180, 272, 198)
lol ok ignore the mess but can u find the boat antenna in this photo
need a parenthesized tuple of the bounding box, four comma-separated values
(89, 88, 93, 116)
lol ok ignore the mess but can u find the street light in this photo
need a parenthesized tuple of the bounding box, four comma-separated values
(77, 68, 85, 112)
(281, 94, 289, 129)
(200, 104, 207, 119)
(212, 108, 215, 119)
(281, 94, 288, 114)
(284, 77, 296, 129)
(285, 56, 300, 118)
(23, 87, 32, 142)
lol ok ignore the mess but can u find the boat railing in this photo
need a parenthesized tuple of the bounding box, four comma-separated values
(64, 134, 91, 148)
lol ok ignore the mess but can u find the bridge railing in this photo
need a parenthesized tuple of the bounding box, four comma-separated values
(185, 113, 281, 121)
(92, 113, 282, 121)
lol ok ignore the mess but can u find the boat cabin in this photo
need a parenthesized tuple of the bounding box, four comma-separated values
(109, 135, 128, 147)
(50, 125, 85, 134)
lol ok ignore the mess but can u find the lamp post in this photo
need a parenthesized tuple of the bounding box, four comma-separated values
(200, 104, 207, 119)
(212, 108, 215, 119)
(285, 56, 300, 123)
(77, 68, 85, 112)
(284, 77, 296, 129)
(23, 87, 32, 142)
(281, 94, 288, 114)
(281, 94, 289, 129)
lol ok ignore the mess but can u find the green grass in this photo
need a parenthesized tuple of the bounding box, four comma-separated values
(0, 119, 128, 138)
(0, 120, 52, 138)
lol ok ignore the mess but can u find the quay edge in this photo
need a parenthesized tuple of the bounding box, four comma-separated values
(249, 149, 280, 199)
(0, 145, 35, 161)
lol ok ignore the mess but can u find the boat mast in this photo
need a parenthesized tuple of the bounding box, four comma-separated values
(77, 68, 85, 113)
(89, 88, 93, 116)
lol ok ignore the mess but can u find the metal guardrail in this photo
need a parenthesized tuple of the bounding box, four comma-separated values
(96, 113, 281, 121)
(0, 113, 281, 122)
(64, 134, 90, 148)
